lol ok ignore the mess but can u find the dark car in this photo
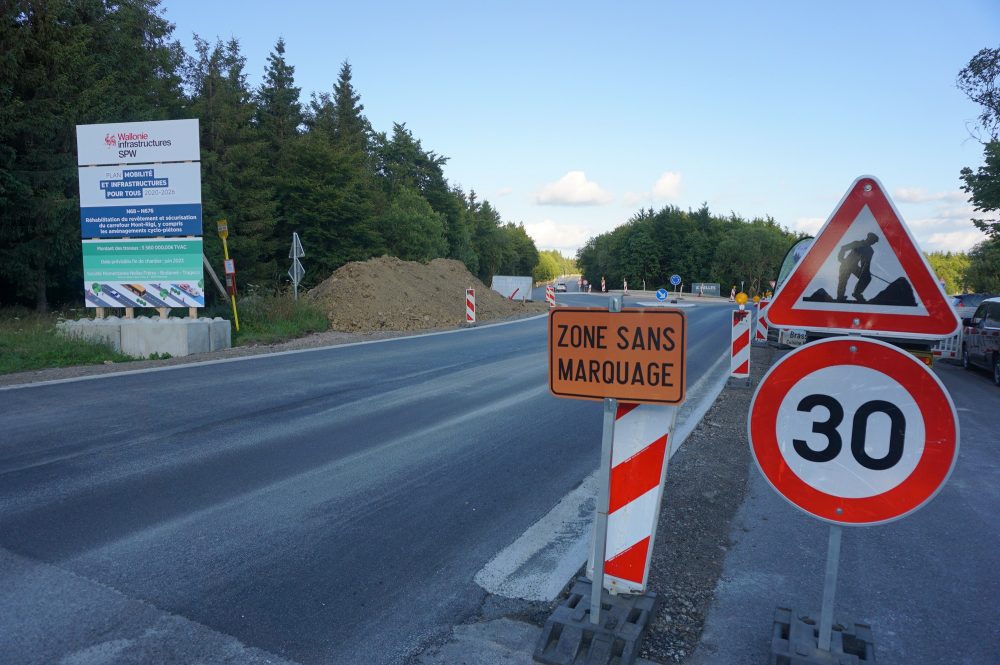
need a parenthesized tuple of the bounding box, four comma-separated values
(962, 296, 1000, 386)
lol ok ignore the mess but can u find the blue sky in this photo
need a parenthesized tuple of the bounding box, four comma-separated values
(162, 0, 999, 258)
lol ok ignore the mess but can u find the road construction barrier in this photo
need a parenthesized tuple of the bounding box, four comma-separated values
(731, 309, 751, 379)
(466, 288, 475, 323)
(932, 331, 961, 360)
(491, 275, 533, 301)
(587, 402, 676, 594)
(754, 299, 770, 345)
(546, 285, 556, 307)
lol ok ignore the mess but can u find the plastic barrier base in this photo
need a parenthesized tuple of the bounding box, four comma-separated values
(770, 607, 876, 665)
(533, 578, 655, 665)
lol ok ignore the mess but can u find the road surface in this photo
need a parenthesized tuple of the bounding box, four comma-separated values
(0, 305, 731, 665)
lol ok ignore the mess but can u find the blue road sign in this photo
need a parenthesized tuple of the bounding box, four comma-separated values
(656, 288, 668, 301)
(670, 274, 681, 286)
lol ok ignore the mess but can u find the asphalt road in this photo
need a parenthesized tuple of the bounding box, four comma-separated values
(688, 358, 1000, 665)
(0, 302, 731, 665)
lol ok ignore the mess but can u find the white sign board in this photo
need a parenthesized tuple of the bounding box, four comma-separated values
(76, 119, 200, 165)
(491, 275, 533, 301)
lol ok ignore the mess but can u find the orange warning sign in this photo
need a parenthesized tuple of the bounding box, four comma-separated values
(548, 308, 687, 405)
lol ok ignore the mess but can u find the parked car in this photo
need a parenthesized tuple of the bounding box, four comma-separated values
(962, 296, 1000, 386)
(555, 282, 567, 292)
(952, 292, 997, 320)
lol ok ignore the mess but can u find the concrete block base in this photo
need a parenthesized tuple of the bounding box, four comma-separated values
(56, 317, 231, 359)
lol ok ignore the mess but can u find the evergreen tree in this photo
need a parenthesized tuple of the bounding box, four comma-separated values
(255, 38, 302, 149)
(0, 0, 184, 310)
(186, 36, 277, 291)
(378, 187, 447, 262)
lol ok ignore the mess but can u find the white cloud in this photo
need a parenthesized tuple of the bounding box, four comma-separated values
(893, 187, 966, 204)
(535, 171, 613, 206)
(790, 217, 825, 235)
(651, 171, 682, 200)
(922, 230, 988, 252)
(524, 218, 593, 254)
(621, 172, 683, 207)
(495, 186, 513, 197)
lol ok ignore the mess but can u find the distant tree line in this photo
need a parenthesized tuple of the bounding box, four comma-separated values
(532, 250, 576, 283)
(577, 205, 801, 295)
(0, 1, 538, 310)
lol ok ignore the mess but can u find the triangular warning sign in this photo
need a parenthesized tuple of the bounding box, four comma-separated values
(768, 175, 959, 338)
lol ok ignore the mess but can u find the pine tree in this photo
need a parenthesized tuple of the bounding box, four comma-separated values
(187, 36, 278, 291)
(255, 38, 302, 149)
(0, 0, 185, 310)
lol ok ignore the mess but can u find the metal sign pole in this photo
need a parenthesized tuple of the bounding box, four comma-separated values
(818, 523, 843, 651)
(590, 396, 617, 625)
(590, 294, 623, 626)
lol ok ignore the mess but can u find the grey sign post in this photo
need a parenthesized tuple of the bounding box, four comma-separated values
(590, 294, 622, 626)
(289, 232, 305, 300)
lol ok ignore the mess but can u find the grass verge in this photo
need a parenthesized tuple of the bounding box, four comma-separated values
(0, 293, 328, 376)
(0, 308, 133, 375)
(210, 292, 329, 346)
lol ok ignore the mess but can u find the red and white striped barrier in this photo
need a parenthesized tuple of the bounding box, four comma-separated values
(589, 402, 677, 594)
(754, 299, 770, 344)
(545, 285, 556, 307)
(731, 309, 751, 379)
(466, 288, 476, 323)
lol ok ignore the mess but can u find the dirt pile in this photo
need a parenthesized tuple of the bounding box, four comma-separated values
(307, 256, 548, 332)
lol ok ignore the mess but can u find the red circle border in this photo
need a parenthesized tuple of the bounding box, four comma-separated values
(749, 337, 958, 525)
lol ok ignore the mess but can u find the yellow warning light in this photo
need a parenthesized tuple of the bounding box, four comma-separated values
(752, 295, 761, 304)
(735, 292, 749, 305)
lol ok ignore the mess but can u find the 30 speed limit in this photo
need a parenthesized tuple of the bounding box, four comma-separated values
(748, 337, 958, 526)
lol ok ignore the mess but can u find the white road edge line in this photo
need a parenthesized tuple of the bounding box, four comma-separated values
(474, 349, 731, 601)
(0, 314, 550, 392)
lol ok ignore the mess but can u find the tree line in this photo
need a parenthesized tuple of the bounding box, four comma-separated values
(0, 1, 539, 311)
(955, 46, 1000, 294)
(577, 205, 801, 295)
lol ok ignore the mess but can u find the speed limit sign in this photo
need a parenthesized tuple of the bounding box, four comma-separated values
(749, 337, 958, 526)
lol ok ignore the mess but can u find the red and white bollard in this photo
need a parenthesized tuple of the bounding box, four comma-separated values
(545, 285, 556, 307)
(754, 299, 770, 344)
(588, 402, 678, 594)
(731, 309, 751, 380)
(466, 288, 476, 323)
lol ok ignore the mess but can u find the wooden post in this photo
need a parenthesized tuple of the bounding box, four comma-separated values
(95, 307, 105, 320)
(125, 307, 135, 319)
(157, 307, 168, 320)
(189, 307, 198, 319)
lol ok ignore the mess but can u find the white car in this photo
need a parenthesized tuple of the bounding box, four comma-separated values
(555, 282, 567, 292)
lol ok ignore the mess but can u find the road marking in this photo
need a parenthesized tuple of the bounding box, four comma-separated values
(475, 349, 731, 600)
(0, 314, 549, 391)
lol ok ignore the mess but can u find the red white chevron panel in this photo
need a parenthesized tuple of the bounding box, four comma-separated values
(755, 299, 770, 342)
(545, 285, 556, 307)
(466, 288, 476, 323)
(589, 402, 676, 594)
(731, 309, 751, 378)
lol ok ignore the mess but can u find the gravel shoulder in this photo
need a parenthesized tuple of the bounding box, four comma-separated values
(638, 344, 778, 663)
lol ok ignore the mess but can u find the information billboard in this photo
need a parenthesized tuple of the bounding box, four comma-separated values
(78, 163, 202, 238)
(81, 238, 204, 308)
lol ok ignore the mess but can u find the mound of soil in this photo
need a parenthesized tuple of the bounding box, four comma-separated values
(307, 256, 548, 332)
